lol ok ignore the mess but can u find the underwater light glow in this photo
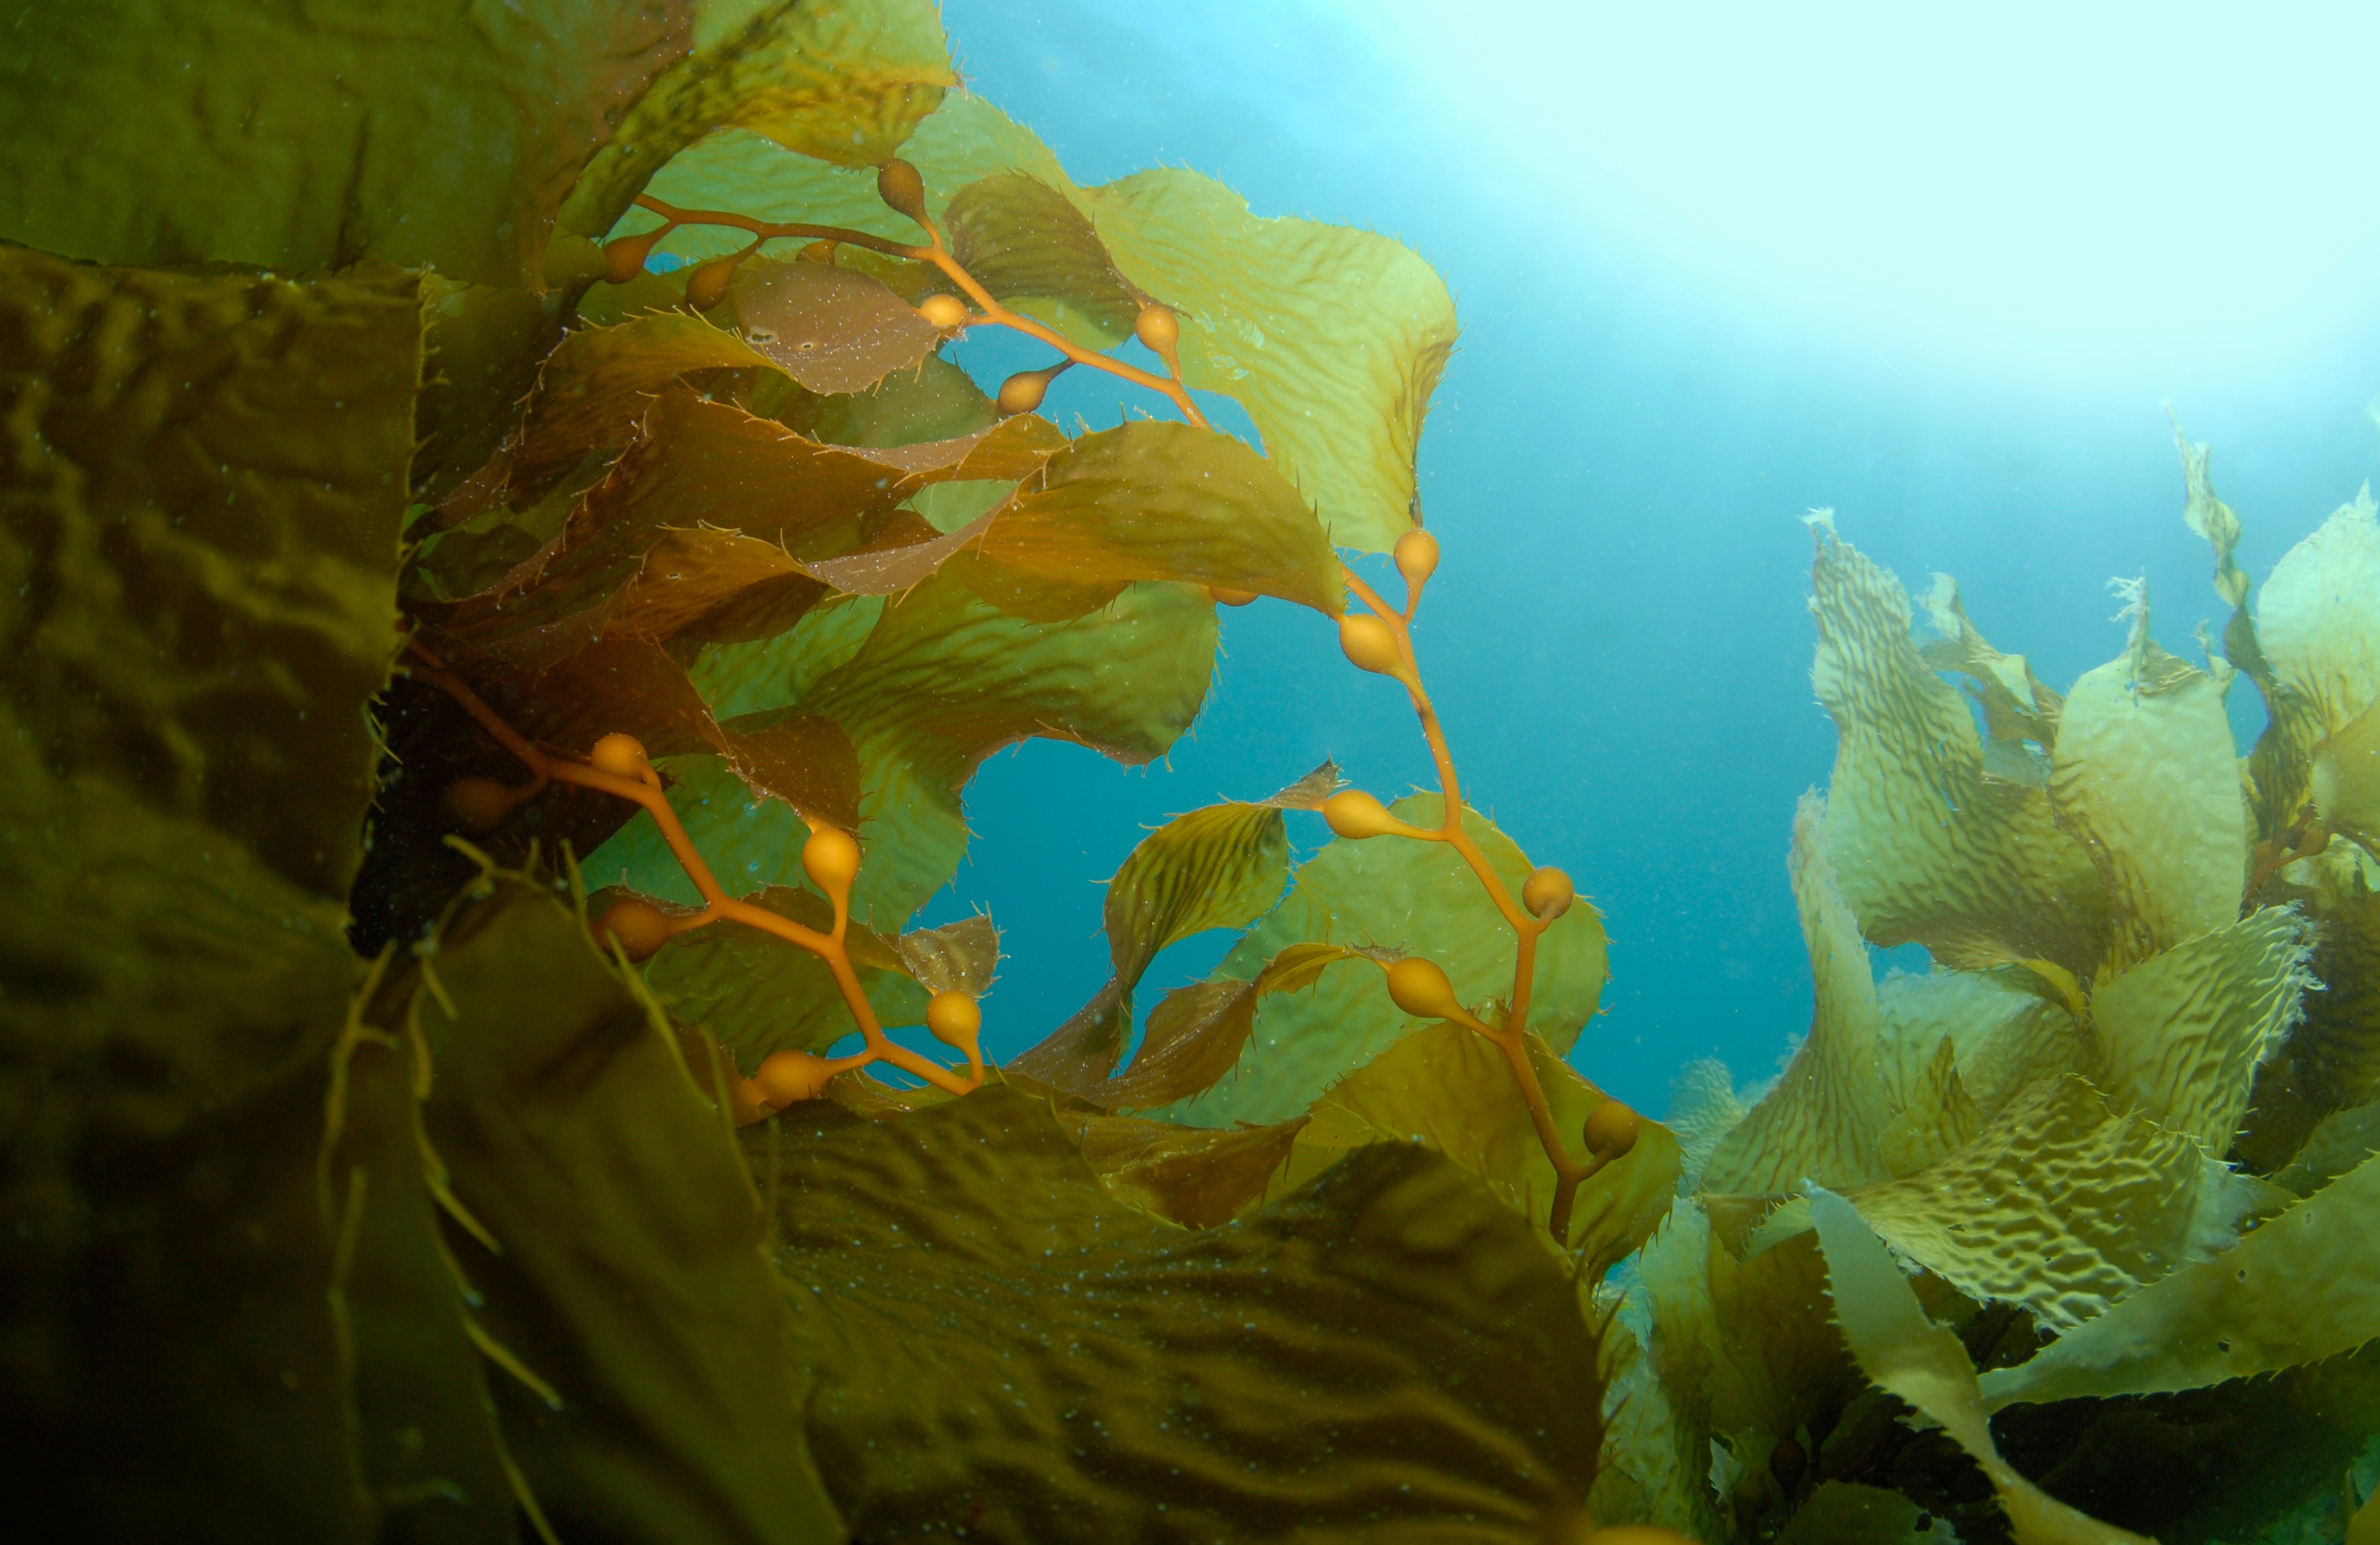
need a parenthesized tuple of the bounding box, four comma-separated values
(1337, 0, 2380, 375)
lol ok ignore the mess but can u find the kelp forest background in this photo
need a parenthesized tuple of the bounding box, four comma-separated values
(3, 3, 2380, 1545)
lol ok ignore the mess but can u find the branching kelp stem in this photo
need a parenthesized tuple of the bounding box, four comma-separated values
(404, 642, 985, 1108)
(1337, 552, 1636, 1248)
(623, 184, 1210, 430)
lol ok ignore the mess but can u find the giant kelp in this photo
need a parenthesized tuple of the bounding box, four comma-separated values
(1595, 443, 2380, 1545)
(0, 2, 1677, 1540)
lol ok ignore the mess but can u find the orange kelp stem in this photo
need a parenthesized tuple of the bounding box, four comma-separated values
(1337, 542, 1636, 1246)
(622, 166, 1210, 429)
(404, 644, 983, 1112)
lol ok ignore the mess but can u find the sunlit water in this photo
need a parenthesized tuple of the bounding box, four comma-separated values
(913, 0, 2380, 1108)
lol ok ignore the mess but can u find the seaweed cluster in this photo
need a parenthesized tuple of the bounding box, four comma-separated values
(1591, 442, 2380, 1545)
(1, 1, 1673, 1539)
(9, 1, 2379, 1541)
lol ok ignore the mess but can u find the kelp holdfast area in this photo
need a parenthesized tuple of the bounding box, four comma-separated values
(7, 3, 2380, 1544)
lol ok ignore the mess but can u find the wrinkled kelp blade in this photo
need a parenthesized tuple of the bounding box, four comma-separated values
(419, 881, 843, 1543)
(619, 93, 1457, 552)
(590, 575, 1218, 929)
(977, 420, 1345, 614)
(559, 0, 954, 241)
(0, 0, 685, 287)
(1809, 1189, 2152, 1545)
(1839, 1075, 2266, 1333)
(1977, 1147, 2380, 1412)
(1809, 519, 2107, 974)
(1016, 796, 1292, 1088)
(2087, 906, 2312, 1153)
(1704, 793, 1899, 1192)
(1279, 1021, 1680, 1272)
(750, 1085, 1604, 1542)
(642, 886, 930, 1070)
(2050, 634, 2246, 970)
(1158, 793, 1607, 1128)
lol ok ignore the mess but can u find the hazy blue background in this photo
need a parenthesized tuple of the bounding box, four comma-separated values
(913, 0, 2380, 1108)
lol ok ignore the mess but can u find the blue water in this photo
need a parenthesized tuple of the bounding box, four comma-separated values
(914, 0, 2380, 1108)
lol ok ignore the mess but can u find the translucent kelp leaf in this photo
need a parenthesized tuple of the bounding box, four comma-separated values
(1669, 1057, 1754, 1194)
(419, 880, 843, 1540)
(893, 913, 1000, 995)
(1055, 1111, 1305, 1227)
(724, 712, 864, 830)
(1015, 789, 1296, 1087)
(2274, 1096, 2380, 1196)
(1275, 1022, 1680, 1271)
(1706, 795, 1989, 1194)
(1156, 793, 1608, 1128)
(592, 575, 1217, 928)
(621, 94, 1457, 552)
(0, 248, 420, 900)
(1636, 1200, 1861, 1480)
(1591, 1310, 1734, 1544)
(1919, 573, 2062, 762)
(1809, 518, 2107, 975)
(499, 635, 724, 765)
(1074, 942, 1370, 1113)
(2255, 846, 2380, 1122)
(606, 526, 831, 645)
(750, 1087, 1605, 1540)
(433, 391, 935, 665)
(2317, 696, 2380, 859)
(2051, 626, 2247, 970)
(977, 419, 1345, 614)
(810, 351, 997, 448)
(723, 257, 942, 393)
(942, 170, 1146, 340)
(1777, 1482, 1962, 1545)
(641, 886, 929, 1068)
(559, 0, 954, 242)
(505, 313, 783, 506)
(1838, 1075, 2262, 1332)
(1978, 1147, 2380, 1412)
(694, 595, 884, 719)
(1881, 967, 2091, 1124)
(2258, 486, 2380, 741)
(1087, 169, 1457, 553)
(2087, 906, 2313, 1153)
(0, 0, 681, 287)
(1809, 1189, 2152, 1545)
